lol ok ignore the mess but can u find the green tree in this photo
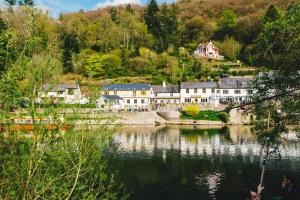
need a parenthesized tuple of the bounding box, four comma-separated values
(159, 3, 180, 51)
(263, 5, 281, 24)
(144, 0, 162, 51)
(109, 7, 118, 22)
(18, 0, 34, 6)
(126, 4, 134, 14)
(84, 54, 105, 78)
(218, 36, 241, 61)
(255, 3, 300, 72)
(251, 3, 300, 158)
(60, 31, 80, 72)
(215, 9, 237, 40)
(4, 0, 16, 6)
(181, 16, 205, 43)
(101, 53, 122, 77)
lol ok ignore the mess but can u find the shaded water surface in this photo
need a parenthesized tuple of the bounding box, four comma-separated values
(111, 126, 300, 200)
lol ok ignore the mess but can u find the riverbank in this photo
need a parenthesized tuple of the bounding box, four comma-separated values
(61, 108, 252, 125)
(14, 108, 252, 125)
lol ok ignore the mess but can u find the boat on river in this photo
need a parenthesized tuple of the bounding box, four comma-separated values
(0, 116, 70, 132)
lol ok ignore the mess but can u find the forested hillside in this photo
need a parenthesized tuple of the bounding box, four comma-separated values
(0, 0, 298, 85)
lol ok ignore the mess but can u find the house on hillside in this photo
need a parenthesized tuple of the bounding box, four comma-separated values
(216, 77, 253, 104)
(99, 83, 151, 109)
(150, 81, 180, 104)
(180, 81, 218, 106)
(36, 83, 89, 104)
(193, 41, 224, 60)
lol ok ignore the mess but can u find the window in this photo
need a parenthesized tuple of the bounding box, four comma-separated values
(58, 91, 64, 95)
(141, 91, 146, 96)
(170, 93, 173, 97)
(223, 90, 229, 94)
(134, 99, 137, 104)
(127, 99, 130, 104)
(104, 91, 109, 95)
(201, 98, 208, 103)
(234, 90, 241, 94)
(194, 88, 198, 93)
(185, 98, 191, 103)
(202, 88, 206, 93)
(155, 93, 157, 96)
(141, 99, 145, 104)
(217, 90, 220, 94)
(211, 89, 215, 93)
(133, 91, 136, 97)
(114, 91, 117, 95)
(186, 89, 189, 93)
(247, 90, 253, 95)
(68, 89, 75, 95)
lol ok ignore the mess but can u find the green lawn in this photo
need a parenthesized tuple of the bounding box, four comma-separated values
(181, 110, 229, 123)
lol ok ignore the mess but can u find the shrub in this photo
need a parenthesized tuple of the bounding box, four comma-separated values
(183, 104, 200, 116)
(218, 112, 230, 123)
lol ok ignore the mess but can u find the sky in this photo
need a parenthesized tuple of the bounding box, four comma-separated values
(0, 0, 176, 17)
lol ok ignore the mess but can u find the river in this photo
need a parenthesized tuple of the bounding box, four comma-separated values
(110, 125, 300, 200)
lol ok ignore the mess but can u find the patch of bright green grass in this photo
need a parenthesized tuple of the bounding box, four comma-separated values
(181, 110, 229, 123)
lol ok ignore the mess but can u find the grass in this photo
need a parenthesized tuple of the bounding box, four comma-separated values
(180, 110, 229, 123)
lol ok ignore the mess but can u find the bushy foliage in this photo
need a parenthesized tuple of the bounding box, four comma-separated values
(183, 104, 200, 116)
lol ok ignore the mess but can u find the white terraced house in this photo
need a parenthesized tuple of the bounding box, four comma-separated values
(100, 83, 151, 108)
(193, 41, 224, 60)
(150, 81, 180, 104)
(216, 77, 253, 105)
(37, 83, 89, 104)
(180, 81, 219, 106)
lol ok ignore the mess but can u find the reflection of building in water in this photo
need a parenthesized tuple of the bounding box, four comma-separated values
(114, 126, 300, 162)
(195, 173, 223, 200)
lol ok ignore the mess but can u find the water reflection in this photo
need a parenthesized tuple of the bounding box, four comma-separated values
(111, 126, 300, 200)
(115, 126, 300, 162)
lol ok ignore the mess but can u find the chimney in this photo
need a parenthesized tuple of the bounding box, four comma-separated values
(163, 81, 166, 88)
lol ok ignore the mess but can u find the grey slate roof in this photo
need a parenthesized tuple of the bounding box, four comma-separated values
(102, 83, 151, 91)
(180, 81, 217, 89)
(218, 78, 253, 89)
(101, 95, 124, 100)
(42, 84, 78, 91)
(152, 85, 180, 93)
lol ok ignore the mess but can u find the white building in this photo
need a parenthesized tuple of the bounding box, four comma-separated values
(97, 95, 124, 110)
(37, 83, 89, 104)
(180, 81, 218, 106)
(150, 82, 180, 104)
(216, 77, 253, 104)
(100, 83, 151, 108)
(193, 41, 224, 60)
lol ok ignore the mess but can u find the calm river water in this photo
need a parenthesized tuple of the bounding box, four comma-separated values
(111, 125, 300, 200)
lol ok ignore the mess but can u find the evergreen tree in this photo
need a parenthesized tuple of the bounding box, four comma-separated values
(109, 7, 118, 22)
(214, 10, 237, 40)
(18, 0, 34, 6)
(159, 3, 180, 51)
(61, 31, 80, 72)
(263, 5, 281, 24)
(126, 4, 134, 14)
(144, 0, 162, 51)
(4, 0, 16, 6)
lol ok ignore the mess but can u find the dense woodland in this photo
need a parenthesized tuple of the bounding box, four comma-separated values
(0, 0, 298, 86)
